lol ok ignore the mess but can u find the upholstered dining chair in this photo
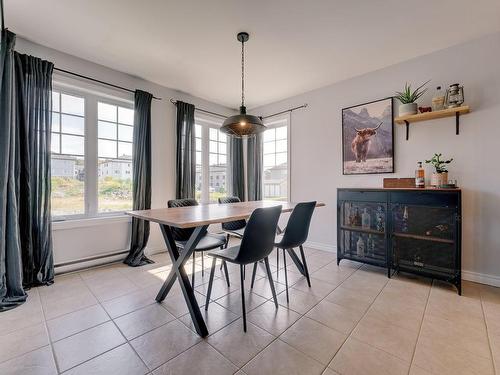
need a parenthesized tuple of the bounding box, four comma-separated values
(218, 196, 246, 245)
(167, 199, 230, 287)
(205, 205, 282, 332)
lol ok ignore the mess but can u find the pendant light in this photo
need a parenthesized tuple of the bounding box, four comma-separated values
(221, 32, 265, 137)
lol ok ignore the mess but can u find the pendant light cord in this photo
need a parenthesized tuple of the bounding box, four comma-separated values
(241, 38, 245, 107)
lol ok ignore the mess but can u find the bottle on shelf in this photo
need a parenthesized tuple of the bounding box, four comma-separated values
(353, 207, 361, 227)
(376, 206, 385, 232)
(356, 236, 365, 257)
(361, 208, 371, 229)
(367, 234, 375, 256)
(402, 206, 409, 233)
(432, 86, 446, 111)
(415, 161, 425, 188)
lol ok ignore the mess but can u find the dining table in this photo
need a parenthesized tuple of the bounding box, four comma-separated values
(126, 200, 325, 337)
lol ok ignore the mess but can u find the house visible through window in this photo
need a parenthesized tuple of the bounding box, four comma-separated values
(263, 123, 288, 201)
(208, 127, 227, 202)
(51, 91, 86, 216)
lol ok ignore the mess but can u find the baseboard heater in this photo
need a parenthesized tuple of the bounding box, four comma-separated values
(54, 250, 129, 274)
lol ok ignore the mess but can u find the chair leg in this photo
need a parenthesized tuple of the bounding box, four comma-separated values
(276, 248, 279, 278)
(191, 252, 195, 287)
(283, 249, 289, 304)
(243, 265, 246, 280)
(225, 234, 230, 249)
(220, 244, 225, 270)
(251, 262, 258, 289)
(240, 265, 247, 332)
(205, 258, 216, 310)
(201, 251, 204, 277)
(299, 245, 311, 287)
(264, 257, 278, 308)
(223, 261, 230, 287)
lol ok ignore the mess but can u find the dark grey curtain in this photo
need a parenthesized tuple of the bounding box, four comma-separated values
(125, 90, 153, 267)
(229, 137, 245, 201)
(0, 30, 55, 310)
(16, 50, 55, 287)
(247, 133, 262, 201)
(175, 101, 196, 199)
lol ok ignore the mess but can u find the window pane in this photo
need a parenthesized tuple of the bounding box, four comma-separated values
(209, 141, 218, 153)
(196, 151, 202, 165)
(263, 141, 275, 154)
(276, 126, 287, 140)
(209, 153, 218, 166)
(51, 133, 60, 154)
(219, 154, 226, 165)
(98, 158, 132, 213)
(219, 133, 226, 143)
(209, 128, 218, 140)
(118, 125, 133, 142)
(61, 94, 84, 116)
(195, 138, 202, 151)
(276, 152, 287, 165)
(51, 156, 85, 216)
(264, 154, 275, 167)
(195, 124, 202, 137)
(195, 165, 202, 201)
(263, 128, 275, 142)
(52, 92, 60, 112)
(118, 142, 133, 159)
(98, 102, 117, 122)
(99, 139, 117, 158)
(118, 107, 134, 125)
(276, 139, 287, 153)
(61, 135, 84, 155)
(52, 113, 60, 132)
(61, 114, 85, 135)
(98, 121, 117, 139)
(218, 142, 227, 155)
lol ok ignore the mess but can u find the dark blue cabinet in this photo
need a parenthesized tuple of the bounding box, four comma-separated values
(337, 188, 462, 294)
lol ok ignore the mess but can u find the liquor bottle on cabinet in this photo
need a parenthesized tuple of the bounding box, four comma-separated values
(362, 208, 371, 229)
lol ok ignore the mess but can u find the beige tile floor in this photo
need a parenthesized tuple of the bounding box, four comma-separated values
(1, 246, 500, 375)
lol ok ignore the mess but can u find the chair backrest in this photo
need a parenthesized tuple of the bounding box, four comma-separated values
(279, 201, 317, 249)
(218, 196, 246, 231)
(167, 198, 198, 241)
(235, 205, 282, 264)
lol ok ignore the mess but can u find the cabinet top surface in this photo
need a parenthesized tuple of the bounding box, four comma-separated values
(338, 187, 461, 192)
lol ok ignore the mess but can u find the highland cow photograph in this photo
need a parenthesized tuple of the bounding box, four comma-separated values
(342, 97, 394, 175)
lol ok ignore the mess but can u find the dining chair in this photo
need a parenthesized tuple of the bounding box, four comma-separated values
(254, 201, 316, 303)
(218, 196, 246, 245)
(205, 205, 282, 332)
(167, 199, 230, 287)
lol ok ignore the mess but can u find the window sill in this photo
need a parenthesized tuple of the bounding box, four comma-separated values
(52, 215, 131, 231)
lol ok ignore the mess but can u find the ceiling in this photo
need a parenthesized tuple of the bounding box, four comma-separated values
(5, 0, 500, 109)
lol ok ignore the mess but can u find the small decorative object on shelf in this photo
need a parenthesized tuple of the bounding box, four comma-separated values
(367, 234, 376, 256)
(362, 208, 371, 229)
(415, 161, 425, 188)
(425, 153, 453, 187)
(432, 86, 446, 111)
(353, 207, 362, 227)
(356, 236, 365, 257)
(395, 80, 430, 116)
(402, 206, 409, 232)
(445, 83, 465, 108)
(376, 206, 385, 232)
(418, 106, 432, 113)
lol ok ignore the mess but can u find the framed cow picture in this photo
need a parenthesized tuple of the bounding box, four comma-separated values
(342, 97, 394, 175)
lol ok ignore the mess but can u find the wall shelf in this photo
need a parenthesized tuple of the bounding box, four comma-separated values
(394, 105, 470, 140)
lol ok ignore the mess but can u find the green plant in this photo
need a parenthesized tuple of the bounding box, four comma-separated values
(425, 153, 453, 173)
(395, 80, 430, 104)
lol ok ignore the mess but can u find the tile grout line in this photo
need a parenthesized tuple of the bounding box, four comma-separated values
(479, 286, 498, 374)
(38, 285, 63, 374)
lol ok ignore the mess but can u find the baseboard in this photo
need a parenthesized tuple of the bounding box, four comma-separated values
(462, 270, 500, 288)
(304, 241, 336, 253)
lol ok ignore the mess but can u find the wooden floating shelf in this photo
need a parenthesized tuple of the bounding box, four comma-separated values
(394, 105, 470, 140)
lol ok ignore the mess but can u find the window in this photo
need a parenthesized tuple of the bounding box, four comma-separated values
(208, 128, 227, 202)
(51, 91, 86, 216)
(194, 118, 227, 203)
(263, 122, 288, 201)
(97, 102, 134, 212)
(50, 86, 134, 220)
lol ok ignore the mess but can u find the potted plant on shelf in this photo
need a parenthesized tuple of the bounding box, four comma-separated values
(425, 153, 453, 187)
(395, 80, 430, 116)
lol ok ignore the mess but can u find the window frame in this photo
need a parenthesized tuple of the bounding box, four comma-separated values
(262, 114, 291, 202)
(51, 82, 134, 221)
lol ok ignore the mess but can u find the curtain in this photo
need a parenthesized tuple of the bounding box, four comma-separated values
(247, 133, 262, 201)
(15, 50, 55, 287)
(0, 30, 55, 310)
(229, 137, 245, 201)
(175, 101, 196, 199)
(125, 90, 153, 267)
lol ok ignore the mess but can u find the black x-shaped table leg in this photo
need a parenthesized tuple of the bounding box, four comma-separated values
(276, 226, 306, 276)
(155, 224, 209, 337)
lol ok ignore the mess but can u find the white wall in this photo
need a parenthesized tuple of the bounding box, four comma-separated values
(252, 33, 500, 285)
(15, 37, 234, 268)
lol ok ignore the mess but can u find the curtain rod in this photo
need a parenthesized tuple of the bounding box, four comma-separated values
(170, 99, 308, 120)
(54, 67, 162, 100)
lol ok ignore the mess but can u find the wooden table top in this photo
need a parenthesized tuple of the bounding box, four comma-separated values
(126, 200, 325, 228)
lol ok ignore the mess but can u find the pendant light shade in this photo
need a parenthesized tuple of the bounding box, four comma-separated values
(220, 32, 265, 138)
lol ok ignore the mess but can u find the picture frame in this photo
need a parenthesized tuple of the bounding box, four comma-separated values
(342, 97, 394, 175)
